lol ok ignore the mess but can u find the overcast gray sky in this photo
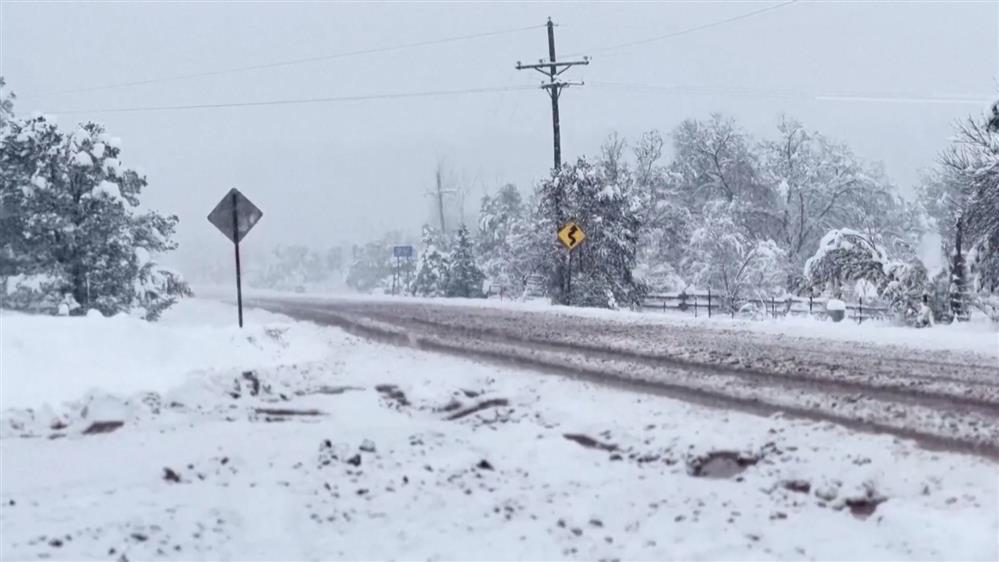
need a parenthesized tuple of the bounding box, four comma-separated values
(2, 1, 997, 272)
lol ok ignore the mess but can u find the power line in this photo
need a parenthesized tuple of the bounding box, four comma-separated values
(588, 81, 992, 106)
(46, 84, 539, 115)
(23, 24, 546, 99)
(565, 1, 798, 59)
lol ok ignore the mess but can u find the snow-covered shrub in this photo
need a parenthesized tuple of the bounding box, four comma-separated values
(805, 229, 929, 324)
(346, 239, 395, 293)
(2, 273, 66, 313)
(133, 261, 192, 321)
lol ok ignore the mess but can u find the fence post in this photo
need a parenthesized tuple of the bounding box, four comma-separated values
(858, 297, 863, 324)
(694, 295, 698, 317)
(771, 296, 776, 319)
(809, 293, 813, 314)
(708, 288, 712, 318)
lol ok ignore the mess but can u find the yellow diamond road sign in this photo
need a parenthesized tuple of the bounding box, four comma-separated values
(557, 221, 586, 251)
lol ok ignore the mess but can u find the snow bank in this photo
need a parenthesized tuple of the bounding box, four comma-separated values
(0, 299, 330, 411)
(1, 316, 995, 560)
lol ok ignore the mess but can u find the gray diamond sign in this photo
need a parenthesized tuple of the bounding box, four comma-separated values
(208, 188, 262, 244)
(208, 188, 262, 328)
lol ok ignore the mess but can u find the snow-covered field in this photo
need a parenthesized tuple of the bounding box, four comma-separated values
(2, 299, 997, 560)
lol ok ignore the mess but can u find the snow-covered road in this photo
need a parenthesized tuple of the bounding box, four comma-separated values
(2, 301, 997, 560)
(249, 295, 999, 458)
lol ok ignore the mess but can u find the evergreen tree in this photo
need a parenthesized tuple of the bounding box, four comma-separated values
(410, 225, 450, 297)
(1, 88, 186, 319)
(446, 224, 484, 298)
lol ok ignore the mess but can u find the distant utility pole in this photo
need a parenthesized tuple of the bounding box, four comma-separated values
(426, 161, 457, 233)
(515, 17, 589, 171)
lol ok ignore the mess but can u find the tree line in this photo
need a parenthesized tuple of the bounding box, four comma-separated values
(351, 106, 999, 326)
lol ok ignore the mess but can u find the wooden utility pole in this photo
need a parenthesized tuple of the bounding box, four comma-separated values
(515, 17, 589, 171)
(515, 18, 589, 304)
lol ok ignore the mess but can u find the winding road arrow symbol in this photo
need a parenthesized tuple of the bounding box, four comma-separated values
(557, 221, 586, 250)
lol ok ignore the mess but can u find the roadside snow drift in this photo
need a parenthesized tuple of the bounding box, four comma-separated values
(1, 298, 997, 560)
(1, 300, 327, 412)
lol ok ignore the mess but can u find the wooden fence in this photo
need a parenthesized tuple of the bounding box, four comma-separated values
(641, 291, 891, 322)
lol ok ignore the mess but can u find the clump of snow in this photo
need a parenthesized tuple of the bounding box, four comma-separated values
(4, 273, 54, 294)
(826, 298, 847, 311)
(92, 142, 106, 159)
(918, 231, 945, 278)
(69, 127, 91, 147)
(28, 111, 55, 122)
(134, 246, 151, 267)
(71, 151, 93, 167)
(90, 179, 121, 200)
(104, 158, 123, 175)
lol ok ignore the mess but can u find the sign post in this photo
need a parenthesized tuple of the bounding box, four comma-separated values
(208, 188, 263, 327)
(556, 220, 586, 303)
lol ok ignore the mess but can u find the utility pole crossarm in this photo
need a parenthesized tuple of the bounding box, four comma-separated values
(540, 81, 584, 90)
(515, 59, 589, 71)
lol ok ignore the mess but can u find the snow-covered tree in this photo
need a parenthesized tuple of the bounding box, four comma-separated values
(445, 224, 485, 298)
(668, 115, 765, 208)
(1, 95, 187, 319)
(476, 184, 525, 293)
(682, 201, 786, 310)
(758, 117, 898, 288)
(633, 129, 690, 291)
(921, 105, 999, 321)
(410, 225, 450, 297)
(527, 156, 645, 308)
(945, 117, 999, 291)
